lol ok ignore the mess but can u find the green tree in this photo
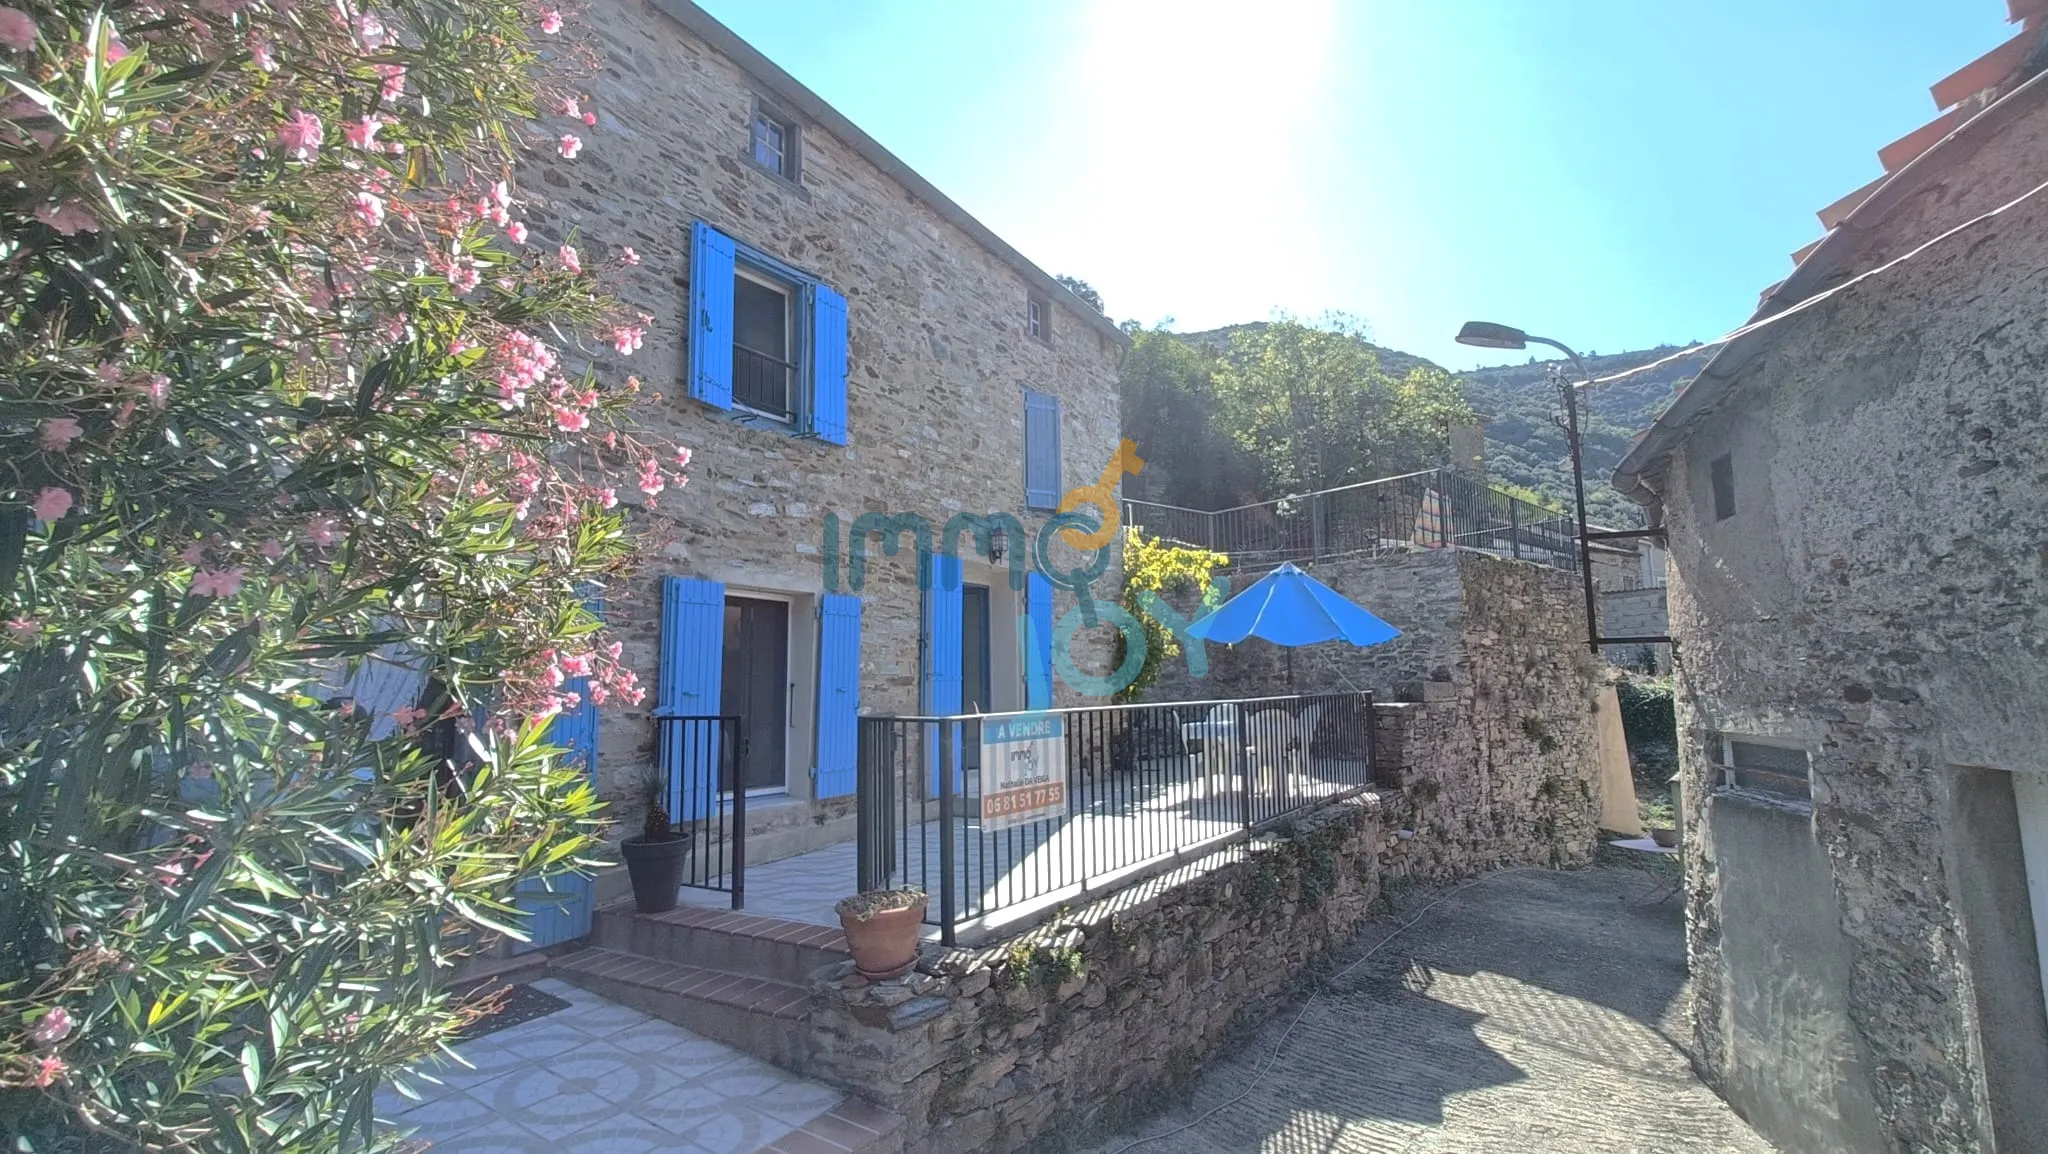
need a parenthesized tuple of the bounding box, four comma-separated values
(1118, 328, 1256, 511)
(1215, 316, 1472, 497)
(1053, 274, 1103, 314)
(0, 1, 680, 1148)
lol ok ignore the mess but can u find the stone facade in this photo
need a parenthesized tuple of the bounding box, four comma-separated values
(514, 0, 1124, 844)
(1613, 60, 2048, 1154)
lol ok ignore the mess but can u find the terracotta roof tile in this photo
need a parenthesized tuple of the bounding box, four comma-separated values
(1877, 105, 1970, 173)
(1932, 29, 2035, 109)
(2009, 0, 2047, 24)
(1817, 176, 1886, 230)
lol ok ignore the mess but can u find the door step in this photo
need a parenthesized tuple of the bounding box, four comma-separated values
(590, 903, 850, 986)
(550, 947, 817, 1068)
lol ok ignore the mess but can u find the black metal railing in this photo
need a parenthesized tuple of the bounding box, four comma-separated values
(732, 344, 795, 420)
(654, 714, 747, 909)
(1124, 467, 1578, 573)
(856, 692, 1375, 944)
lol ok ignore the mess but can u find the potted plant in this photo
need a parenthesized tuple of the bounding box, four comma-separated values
(835, 888, 927, 980)
(620, 773, 690, 913)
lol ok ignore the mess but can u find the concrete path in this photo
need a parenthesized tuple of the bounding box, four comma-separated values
(1087, 862, 1775, 1154)
(376, 978, 878, 1153)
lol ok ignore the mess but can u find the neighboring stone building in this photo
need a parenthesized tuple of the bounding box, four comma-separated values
(1612, 10, 2048, 1151)
(513, 1, 1126, 881)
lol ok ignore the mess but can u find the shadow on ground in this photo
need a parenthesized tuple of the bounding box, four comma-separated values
(1077, 861, 1770, 1154)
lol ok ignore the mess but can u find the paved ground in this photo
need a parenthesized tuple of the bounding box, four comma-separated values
(1086, 861, 1776, 1154)
(377, 977, 850, 1153)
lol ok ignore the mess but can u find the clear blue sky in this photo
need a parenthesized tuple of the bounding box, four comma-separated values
(696, 0, 2017, 369)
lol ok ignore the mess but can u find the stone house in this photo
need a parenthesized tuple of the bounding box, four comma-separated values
(512, 1, 1127, 889)
(1612, 8, 2048, 1151)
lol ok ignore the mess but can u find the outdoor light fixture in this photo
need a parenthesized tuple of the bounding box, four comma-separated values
(989, 525, 1008, 564)
(1453, 321, 1530, 351)
(1456, 319, 1600, 653)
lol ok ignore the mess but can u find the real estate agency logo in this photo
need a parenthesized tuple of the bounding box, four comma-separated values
(817, 440, 1223, 698)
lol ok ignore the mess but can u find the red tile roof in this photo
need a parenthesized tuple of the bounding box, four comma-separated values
(1792, 6, 2045, 266)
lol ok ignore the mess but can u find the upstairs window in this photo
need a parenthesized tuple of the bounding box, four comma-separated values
(1710, 453, 1736, 520)
(732, 270, 796, 422)
(1027, 295, 1050, 344)
(688, 220, 848, 445)
(747, 101, 799, 183)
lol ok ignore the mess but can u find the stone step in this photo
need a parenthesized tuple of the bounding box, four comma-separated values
(549, 946, 819, 1071)
(759, 1097, 907, 1154)
(592, 903, 850, 986)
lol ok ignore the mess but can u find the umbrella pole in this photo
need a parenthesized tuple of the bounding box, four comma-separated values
(1286, 648, 1295, 693)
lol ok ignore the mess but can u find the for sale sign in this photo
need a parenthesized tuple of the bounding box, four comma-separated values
(979, 713, 1068, 832)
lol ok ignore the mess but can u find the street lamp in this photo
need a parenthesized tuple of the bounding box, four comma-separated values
(1455, 321, 1601, 654)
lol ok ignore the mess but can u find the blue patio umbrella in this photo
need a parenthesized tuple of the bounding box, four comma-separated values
(1185, 562, 1400, 688)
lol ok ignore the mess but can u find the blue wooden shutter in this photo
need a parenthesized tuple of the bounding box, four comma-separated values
(1024, 390, 1062, 510)
(809, 283, 849, 445)
(1025, 572, 1054, 710)
(658, 576, 725, 820)
(688, 221, 735, 410)
(815, 593, 861, 798)
(921, 552, 964, 795)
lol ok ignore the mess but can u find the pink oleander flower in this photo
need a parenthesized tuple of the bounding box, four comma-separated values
(391, 704, 427, 730)
(637, 458, 665, 501)
(305, 515, 341, 547)
(5, 617, 37, 643)
(551, 405, 588, 432)
(30, 1054, 63, 1088)
(490, 179, 512, 208)
(583, 111, 596, 126)
(557, 133, 581, 159)
(276, 109, 322, 161)
(190, 567, 245, 597)
(0, 6, 35, 52)
(506, 220, 529, 244)
(620, 246, 640, 266)
(674, 446, 694, 469)
(560, 97, 580, 118)
(351, 190, 386, 228)
(40, 416, 82, 451)
(538, 8, 562, 34)
(29, 1007, 72, 1046)
(611, 325, 643, 355)
(558, 245, 581, 274)
(34, 201, 97, 236)
(140, 373, 169, 409)
(177, 542, 206, 566)
(102, 37, 128, 63)
(596, 487, 618, 509)
(31, 487, 72, 522)
(343, 116, 383, 150)
(259, 538, 285, 561)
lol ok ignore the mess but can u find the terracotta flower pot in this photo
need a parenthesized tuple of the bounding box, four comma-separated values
(837, 895, 927, 981)
(620, 835, 691, 913)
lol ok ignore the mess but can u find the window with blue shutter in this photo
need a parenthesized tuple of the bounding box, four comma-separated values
(688, 222, 735, 410)
(921, 552, 964, 795)
(1024, 572, 1054, 710)
(687, 219, 851, 445)
(1024, 389, 1062, 510)
(658, 576, 725, 821)
(809, 284, 849, 445)
(814, 593, 861, 798)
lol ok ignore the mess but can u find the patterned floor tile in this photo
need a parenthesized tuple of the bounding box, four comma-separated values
(387, 1089, 500, 1134)
(677, 1104, 793, 1154)
(746, 1077, 845, 1127)
(409, 1120, 551, 1154)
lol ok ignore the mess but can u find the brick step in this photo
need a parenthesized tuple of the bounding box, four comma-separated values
(592, 903, 850, 987)
(550, 947, 819, 1070)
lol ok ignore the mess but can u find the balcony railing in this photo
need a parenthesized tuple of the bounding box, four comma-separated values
(856, 692, 1376, 945)
(732, 343, 795, 421)
(1124, 467, 1578, 573)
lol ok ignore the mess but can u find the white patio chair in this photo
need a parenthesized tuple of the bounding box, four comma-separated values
(1181, 704, 1240, 802)
(1244, 709, 1294, 805)
(1290, 703, 1326, 792)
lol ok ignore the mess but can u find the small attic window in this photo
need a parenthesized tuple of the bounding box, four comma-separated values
(1710, 454, 1735, 520)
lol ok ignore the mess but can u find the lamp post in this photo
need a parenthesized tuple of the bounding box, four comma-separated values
(1455, 321, 1602, 654)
